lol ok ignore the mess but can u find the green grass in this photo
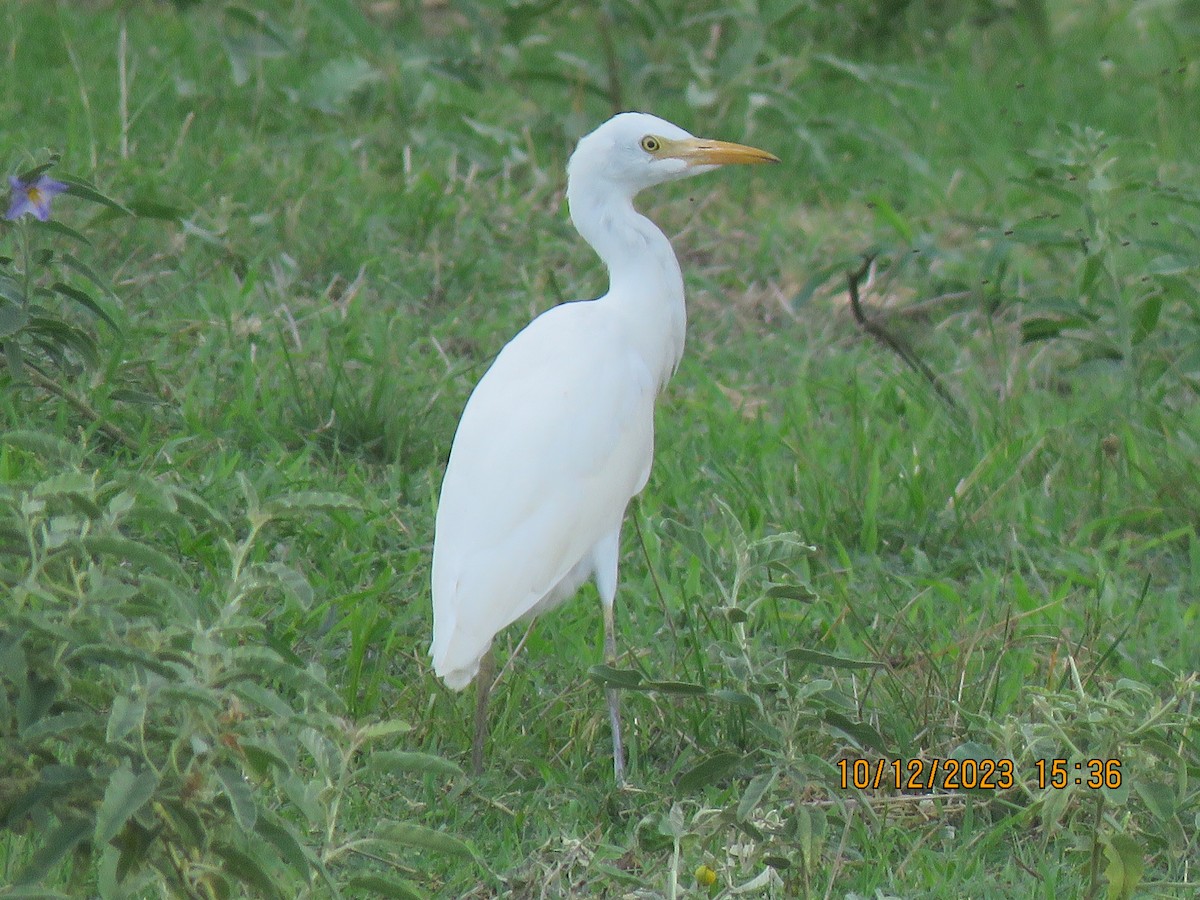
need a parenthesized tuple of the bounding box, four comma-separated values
(2, 0, 1199, 897)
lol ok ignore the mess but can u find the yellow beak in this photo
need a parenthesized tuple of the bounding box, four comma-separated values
(666, 137, 780, 167)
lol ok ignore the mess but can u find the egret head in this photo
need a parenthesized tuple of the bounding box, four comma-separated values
(567, 112, 779, 198)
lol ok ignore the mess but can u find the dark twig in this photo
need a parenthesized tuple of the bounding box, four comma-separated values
(846, 255, 964, 417)
(24, 366, 138, 450)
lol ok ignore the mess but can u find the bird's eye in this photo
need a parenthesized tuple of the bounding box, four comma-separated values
(640, 135, 661, 153)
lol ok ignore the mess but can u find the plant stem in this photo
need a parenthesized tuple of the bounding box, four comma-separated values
(118, 15, 130, 159)
(18, 221, 31, 303)
(24, 366, 137, 450)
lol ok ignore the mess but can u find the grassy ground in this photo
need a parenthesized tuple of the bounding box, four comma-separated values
(2, 0, 1199, 897)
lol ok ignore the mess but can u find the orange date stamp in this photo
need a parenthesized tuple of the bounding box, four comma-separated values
(836, 757, 1124, 792)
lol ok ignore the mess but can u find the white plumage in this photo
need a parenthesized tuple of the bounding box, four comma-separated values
(430, 112, 777, 779)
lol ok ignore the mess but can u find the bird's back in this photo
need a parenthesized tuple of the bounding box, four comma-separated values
(430, 300, 657, 689)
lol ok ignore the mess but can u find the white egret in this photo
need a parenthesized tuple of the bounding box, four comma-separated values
(430, 112, 778, 781)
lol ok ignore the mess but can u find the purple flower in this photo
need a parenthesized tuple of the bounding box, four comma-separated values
(6, 174, 68, 222)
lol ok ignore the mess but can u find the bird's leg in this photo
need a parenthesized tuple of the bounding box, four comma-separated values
(603, 601, 626, 785)
(471, 647, 496, 775)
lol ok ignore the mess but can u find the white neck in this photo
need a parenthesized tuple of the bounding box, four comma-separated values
(567, 179, 687, 390)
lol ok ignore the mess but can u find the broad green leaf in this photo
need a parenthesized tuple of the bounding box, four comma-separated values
(255, 812, 313, 880)
(59, 253, 111, 294)
(97, 842, 125, 898)
(786, 648, 884, 670)
(1133, 778, 1176, 823)
(0, 272, 25, 303)
(233, 682, 298, 719)
(158, 799, 206, 848)
(865, 194, 914, 243)
(950, 741, 997, 761)
(1145, 252, 1200, 275)
(38, 219, 91, 245)
(66, 644, 180, 678)
(1102, 768, 1131, 807)
(1, 429, 81, 463)
(1040, 762, 1076, 820)
(21, 711, 94, 742)
(794, 805, 827, 872)
(368, 750, 463, 779)
(303, 57, 382, 114)
(106, 694, 147, 743)
(0, 632, 27, 681)
(237, 472, 261, 516)
(32, 470, 97, 502)
(357, 719, 414, 742)
(52, 282, 118, 328)
(261, 490, 358, 518)
(216, 766, 258, 831)
(1078, 252, 1105, 296)
(1077, 338, 1124, 362)
(126, 198, 186, 221)
(158, 682, 223, 711)
(27, 312, 100, 361)
(657, 802, 685, 839)
(4, 335, 24, 376)
(1102, 833, 1143, 900)
(218, 36, 252, 86)
(14, 817, 91, 885)
(0, 301, 27, 338)
(81, 534, 188, 582)
(258, 561, 314, 607)
(375, 822, 477, 860)
(764, 582, 818, 602)
(823, 711, 891, 755)
(587, 665, 643, 688)
(241, 738, 295, 777)
(212, 842, 283, 899)
(298, 726, 340, 781)
(60, 177, 132, 215)
(106, 488, 137, 519)
(17, 673, 58, 734)
(737, 770, 777, 822)
(226, 651, 342, 706)
(95, 765, 158, 846)
(279, 772, 324, 828)
(141, 573, 205, 617)
(712, 689, 759, 709)
(39, 766, 90, 789)
(168, 484, 235, 537)
(0, 887, 73, 899)
(344, 875, 424, 899)
(111, 815, 157, 888)
(1132, 293, 1164, 344)
(676, 751, 743, 793)
(17, 160, 60, 182)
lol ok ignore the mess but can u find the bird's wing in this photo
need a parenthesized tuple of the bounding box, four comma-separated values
(430, 302, 657, 688)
